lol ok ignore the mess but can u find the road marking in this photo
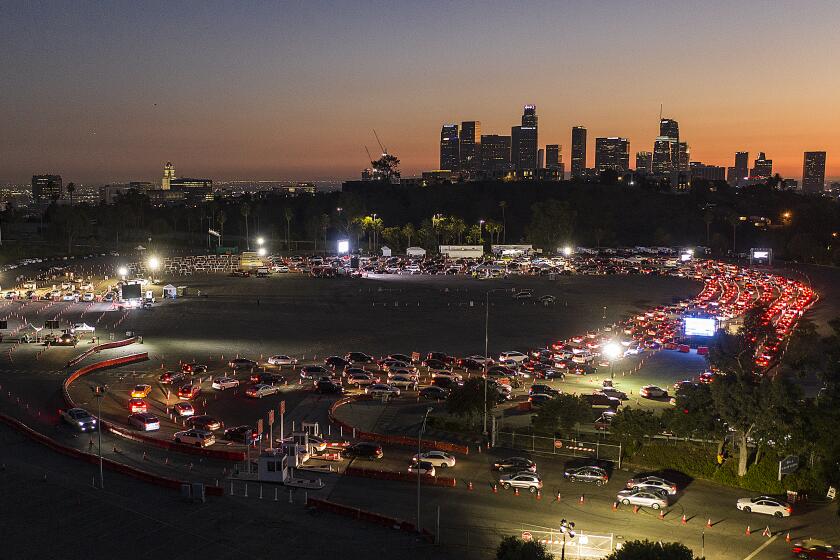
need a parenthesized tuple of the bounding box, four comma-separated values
(743, 534, 778, 560)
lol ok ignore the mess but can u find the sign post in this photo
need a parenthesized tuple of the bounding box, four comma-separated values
(279, 400, 286, 447)
(267, 409, 275, 449)
(256, 419, 264, 454)
(778, 455, 799, 481)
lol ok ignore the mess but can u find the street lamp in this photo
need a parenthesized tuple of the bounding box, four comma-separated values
(256, 236, 265, 246)
(117, 266, 128, 279)
(604, 342, 621, 379)
(417, 407, 433, 533)
(93, 385, 108, 489)
(562, 246, 573, 257)
(257, 247, 267, 257)
(558, 518, 576, 560)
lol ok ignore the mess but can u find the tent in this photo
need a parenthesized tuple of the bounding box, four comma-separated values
(380, 246, 392, 257)
(162, 284, 178, 299)
(406, 247, 426, 257)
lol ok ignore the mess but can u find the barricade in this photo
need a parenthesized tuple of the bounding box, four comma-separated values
(66, 337, 139, 368)
(306, 496, 432, 541)
(345, 466, 457, 488)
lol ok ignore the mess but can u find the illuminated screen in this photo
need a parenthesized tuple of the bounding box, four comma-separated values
(121, 284, 141, 299)
(337, 240, 350, 254)
(685, 317, 716, 337)
(752, 251, 769, 259)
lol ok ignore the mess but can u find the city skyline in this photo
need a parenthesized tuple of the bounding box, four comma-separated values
(2, 1, 840, 183)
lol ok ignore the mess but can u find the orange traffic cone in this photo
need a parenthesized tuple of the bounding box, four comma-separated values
(467, 481, 473, 491)
(762, 526, 771, 538)
(659, 509, 666, 520)
(681, 514, 687, 525)
(633, 505, 639, 514)
(514, 487, 520, 496)
(492, 484, 498, 494)
(536, 489, 542, 500)
(579, 495, 585, 505)
(555, 491, 562, 502)
(612, 501, 618, 511)
(745, 526, 751, 536)
(706, 518, 712, 528)
(785, 532, 791, 543)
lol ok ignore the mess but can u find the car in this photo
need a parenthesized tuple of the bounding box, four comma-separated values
(412, 450, 456, 468)
(173, 429, 215, 448)
(419, 386, 449, 399)
(430, 370, 462, 382)
(181, 363, 208, 374)
(325, 356, 351, 370)
(171, 402, 195, 417)
(347, 372, 376, 386)
(130, 384, 152, 398)
(616, 489, 668, 509)
(625, 475, 678, 495)
(426, 352, 455, 364)
(597, 387, 628, 401)
(344, 442, 383, 459)
(529, 384, 560, 396)
(791, 539, 839, 559)
(82, 292, 95, 302)
(211, 377, 240, 391)
(186, 415, 223, 431)
(60, 408, 97, 432)
(498, 351, 528, 364)
(267, 355, 297, 366)
(128, 412, 160, 431)
(424, 358, 451, 371)
(493, 457, 536, 472)
(528, 393, 554, 406)
(564, 465, 609, 485)
(224, 425, 259, 445)
(345, 352, 375, 364)
(499, 472, 543, 493)
(537, 295, 556, 304)
(387, 353, 414, 364)
(246, 384, 281, 398)
(431, 377, 462, 390)
(365, 383, 401, 397)
(177, 384, 200, 400)
(159, 371, 187, 384)
(583, 393, 621, 408)
(736, 496, 792, 517)
(594, 411, 617, 431)
(316, 380, 344, 395)
(389, 374, 418, 390)
(513, 290, 533, 300)
(300, 365, 329, 379)
(408, 461, 436, 476)
(128, 398, 148, 413)
(640, 385, 668, 398)
(228, 358, 257, 369)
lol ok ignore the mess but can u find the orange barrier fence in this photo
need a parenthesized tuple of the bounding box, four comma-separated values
(345, 466, 457, 487)
(66, 337, 139, 368)
(306, 496, 434, 542)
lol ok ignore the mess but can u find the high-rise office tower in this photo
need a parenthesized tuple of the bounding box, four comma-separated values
(679, 142, 690, 173)
(751, 152, 772, 179)
(734, 152, 749, 184)
(802, 151, 827, 193)
(512, 105, 538, 170)
(546, 145, 561, 168)
(571, 126, 587, 178)
(31, 174, 63, 203)
(480, 135, 512, 172)
(162, 161, 176, 190)
(635, 152, 652, 173)
(439, 124, 460, 171)
(595, 137, 630, 173)
(459, 121, 481, 172)
(659, 118, 679, 141)
(652, 137, 674, 174)
(537, 148, 545, 169)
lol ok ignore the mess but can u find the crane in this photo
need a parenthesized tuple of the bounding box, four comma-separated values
(373, 129, 387, 155)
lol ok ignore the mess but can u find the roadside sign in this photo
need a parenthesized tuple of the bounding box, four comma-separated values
(256, 419, 263, 435)
(280, 400, 285, 416)
(778, 455, 799, 480)
(521, 531, 532, 542)
(554, 440, 564, 449)
(827, 486, 836, 500)
(268, 409, 274, 426)
(411, 352, 420, 362)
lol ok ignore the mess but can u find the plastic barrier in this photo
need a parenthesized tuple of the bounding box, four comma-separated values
(0, 412, 222, 496)
(328, 396, 470, 455)
(345, 466, 457, 488)
(66, 337, 139, 368)
(63, 353, 246, 462)
(306, 496, 433, 542)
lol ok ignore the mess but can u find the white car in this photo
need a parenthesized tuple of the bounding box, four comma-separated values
(498, 351, 528, 364)
(211, 377, 240, 391)
(640, 385, 668, 398)
(499, 472, 543, 493)
(82, 293, 95, 302)
(173, 429, 215, 447)
(625, 476, 678, 495)
(616, 489, 668, 509)
(267, 355, 297, 366)
(736, 496, 792, 517)
(61, 408, 97, 432)
(365, 384, 401, 398)
(412, 450, 456, 468)
(347, 372, 376, 386)
(466, 355, 493, 366)
(408, 461, 436, 476)
(389, 375, 418, 390)
(430, 370, 462, 382)
(62, 294, 77, 301)
(128, 412, 160, 431)
(246, 384, 281, 398)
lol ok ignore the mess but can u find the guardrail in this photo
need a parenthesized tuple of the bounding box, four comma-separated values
(306, 496, 434, 542)
(345, 466, 456, 487)
(0, 412, 222, 496)
(62, 353, 246, 462)
(328, 395, 470, 455)
(66, 337, 139, 368)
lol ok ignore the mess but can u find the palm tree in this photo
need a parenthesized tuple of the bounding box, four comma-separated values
(283, 207, 293, 251)
(726, 212, 740, 254)
(66, 182, 76, 206)
(703, 208, 715, 247)
(217, 210, 227, 246)
(401, 223, 416, 249)
(499, 200, 507, 243)
(319, 213, 330, 252)
(240, 202, 251, 250)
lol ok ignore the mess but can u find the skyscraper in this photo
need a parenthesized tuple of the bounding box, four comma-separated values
(733, 152, 749, 184)
(459, 121, 481, 173)
(480, 135, 512, 172)
(751, 152, 772, 179)
(546, 145, 561, 168)
(162, 161, 176, 190)
(594, 137, 630, 173)
(652, 137, 674, 174)
(439, 124, 460, 171)
(653, 118, 680, 179)
(802, 151, 827, 193)
(31, 174, 63, 203)
(571, 126, 587, 178)
(635, 151, 652, 173)
(537, 148, 545, 169)
(679, 142, 690, 173)
(513, 105, 538, 170)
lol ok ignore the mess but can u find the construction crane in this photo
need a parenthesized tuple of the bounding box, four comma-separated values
(364, 146, 373, 163)
(373, 129, 387, 155)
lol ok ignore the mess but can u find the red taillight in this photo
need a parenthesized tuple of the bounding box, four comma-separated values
(786, 507, 792, 513)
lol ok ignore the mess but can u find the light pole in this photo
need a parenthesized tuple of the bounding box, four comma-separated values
(558, 518, 576, 560)
(93, 385, 108, 489)
(417, 407, 432, 533)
